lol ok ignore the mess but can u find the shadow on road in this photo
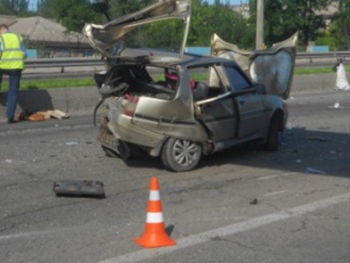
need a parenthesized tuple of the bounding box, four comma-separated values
(18, 89, 54, 112)
(121, 127, 349, 178)
(0, 89, 54, 114)
(198, 127, 349, 178)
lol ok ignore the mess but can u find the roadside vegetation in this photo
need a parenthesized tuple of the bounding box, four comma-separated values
(3, 0, 350, 51)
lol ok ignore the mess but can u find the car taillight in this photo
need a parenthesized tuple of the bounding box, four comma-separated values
(123, 95, 139, 116)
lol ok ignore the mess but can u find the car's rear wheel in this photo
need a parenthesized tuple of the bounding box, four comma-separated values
(264, 114, 282, 152)
(101, 145, 120, 158)
(161, 138, 202, 172)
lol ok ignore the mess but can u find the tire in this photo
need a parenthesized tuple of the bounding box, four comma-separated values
(264, 114, 281, 152)
(101, 145, 120, 158)
(161, 138, 202, 172)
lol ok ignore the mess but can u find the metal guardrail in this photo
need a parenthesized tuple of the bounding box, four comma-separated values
(297, 51, 350, 59)
(24, 51, 350, 71)
(297, 51, 350, 64)
(25, 57, 105, 72)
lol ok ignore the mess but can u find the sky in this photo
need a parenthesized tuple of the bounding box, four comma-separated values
(28, 0, 250, 11)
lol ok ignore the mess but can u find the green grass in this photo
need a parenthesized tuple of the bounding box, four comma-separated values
(1, 78, 95, 91)
(295, 66, 350, 75)
(0, 66, 347, 91)
(294, 67, 333, 75)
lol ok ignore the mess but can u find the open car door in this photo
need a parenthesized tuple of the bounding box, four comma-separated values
(210, 32, 298, 100)
(83, 0, 191, 64)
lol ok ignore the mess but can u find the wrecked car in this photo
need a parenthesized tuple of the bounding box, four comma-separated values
(83, 0, 298, 172)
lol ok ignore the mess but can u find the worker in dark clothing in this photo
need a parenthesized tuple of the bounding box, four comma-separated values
(0, 24, 26, 123)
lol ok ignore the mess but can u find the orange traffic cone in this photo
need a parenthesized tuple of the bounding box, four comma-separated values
(135, 177, 176, 248)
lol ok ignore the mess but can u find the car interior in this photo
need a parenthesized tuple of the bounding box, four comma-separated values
(95, 64, 214, 101)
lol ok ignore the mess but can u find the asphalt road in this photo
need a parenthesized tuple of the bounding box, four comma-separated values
(1, 91, 350, 263)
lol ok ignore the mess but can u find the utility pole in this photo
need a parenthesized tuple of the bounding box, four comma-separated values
(256, 0, 264, 50)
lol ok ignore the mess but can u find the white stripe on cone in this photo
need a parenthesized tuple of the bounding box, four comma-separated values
(149, 190, 160, 201)
(146, 212, 164, 223)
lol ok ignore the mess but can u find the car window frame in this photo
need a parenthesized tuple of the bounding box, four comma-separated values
(223, 63, 254, 92)
(188, 63, 231, 105)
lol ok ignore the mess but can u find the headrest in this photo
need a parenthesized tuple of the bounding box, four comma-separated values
(193, 82, 209, 101)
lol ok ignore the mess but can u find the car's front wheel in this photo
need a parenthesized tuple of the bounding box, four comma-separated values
(161, 138, 202, 172)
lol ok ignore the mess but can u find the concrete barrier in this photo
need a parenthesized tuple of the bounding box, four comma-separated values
(0, 73, 342, 122)
(0, 86, 99, 122)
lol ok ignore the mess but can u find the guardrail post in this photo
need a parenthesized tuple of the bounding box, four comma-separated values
(61, 66, 65, 73)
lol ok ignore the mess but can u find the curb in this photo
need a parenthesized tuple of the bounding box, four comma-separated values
(0, 73, 340, 122)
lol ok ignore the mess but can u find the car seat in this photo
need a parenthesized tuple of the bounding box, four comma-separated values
(192, 82, 209, 101)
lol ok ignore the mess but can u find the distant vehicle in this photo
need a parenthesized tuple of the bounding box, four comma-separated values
(83, 0, 298, 172)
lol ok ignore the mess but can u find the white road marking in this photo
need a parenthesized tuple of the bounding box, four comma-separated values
(0, 229, 59, 241)
(98, 192, 350, 263)
(0, 224, 89, 241)
(256, 172, 296, 181)
(263, 190, 287, 197)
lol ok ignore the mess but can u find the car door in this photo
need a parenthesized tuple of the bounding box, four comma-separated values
(194, 65, 238, 143)
(211, 32, 298, 100)
(223, 65, 267, 138)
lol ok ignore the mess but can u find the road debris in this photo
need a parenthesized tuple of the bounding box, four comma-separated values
(296, 159, 302, 163)
(28, 113, 46, 121)
(334, 61, 350, 91)
(4, 159, 12, 163)
(250, 198, 258, 205)
(53, 180, 105, 198)
(36, 111, 51, 120)
(15, 109, 69, 122)
(306, 167, 326, 175)
(307, 136, 329, 142)
(285, 123, 294, 135)
(328, 103, 350, 109)
(48, 110, 70, 120)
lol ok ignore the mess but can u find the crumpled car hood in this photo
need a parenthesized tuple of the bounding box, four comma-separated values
(211, 32, 298, 100)
(83, 0, 191, 63)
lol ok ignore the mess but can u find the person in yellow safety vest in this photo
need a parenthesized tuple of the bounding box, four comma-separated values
(0, 24, 27, 124)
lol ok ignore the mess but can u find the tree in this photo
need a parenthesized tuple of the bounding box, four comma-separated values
(0, 0, 29, 16)
(108, 0, 154, 18)
(92, 0, 111, 21)
(188, 0, 254, 48)
(329, 0, 350, 50)
(37, 0, 56, 18)
(250, 0, 330, 48)
(50, 0, 101, 32)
